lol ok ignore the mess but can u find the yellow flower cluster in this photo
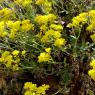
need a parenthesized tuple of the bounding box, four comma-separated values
(35, 6, 66, 48)
(40, 25, 48, 32)
(67, 10, 95, 31)
(90, 34, 95, 42)
(35, 14, 57, 25)
(39, 23, 63, 33)
(54, 38, 66, 47)
(23, 82, 49, 95)
(87, 10, 95, 42)
(41, 29, 61, 43)
(40, 28, 66, 47)
(86, 10, 95, 31)
(36, 0, 52, 13)
(14, 0, 32, 7)
(7, 20, 21, 31)
(0, 8, 13, 20)
(35, 2, 66, 48)
(7, 20, 34, 32)
(50, 24, 63, 31)
(0, 21, 7, 38)
(38, 48, 52, 63)
(0, 19, 34, 39)
(67, 12, 87, 28)
(35, 0, 66, 64)
(88, 59, 95, 80)
(22, 20, 34, 32)
(0, 50, 26, 71)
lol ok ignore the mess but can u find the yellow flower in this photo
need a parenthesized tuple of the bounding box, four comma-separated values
(0, 8, 12, 19)
(21, 20, 34, 32)
(24, 91, 35, 95)
(24, 82, 37, 91)
(7, 20, 14, 28)
(0, 52, 13, 68)
(13, 21, 21, 30)
(7, 20, 21, 31)
(47, 14, 57, 22)
(90, 34, 95, 42)
(44, 2, 52, 13)
(21, 24, 33, 32)
(88, 69, 95, 81)
(35, 15, 48, 25)
(0, 31, 7, 38)
(14, 0, 22, 5)
(36, 32, 43, 39)
(0, 21, 5, 31)
(9, 29, 17, 39)
(21, 50, 26, 55)
(54, 38, 66, 47)
(4, 55, 13, 63)
(2, 51, 10, 59)
(50, 24, 63, 31)
(0, 21, 7, 38)
(40, 25, 47, 32)
(0, 50, 21, 71)
(22, 0, 32, 7)
(12, 64, 19, 71)
(36, 0, 47, 5)
(38, 52, 52, 63)
(41, 30, 61, 43)
(22, 19, 30, 24)
(89, 59, 95, 69)
(23, 82, 49, 95)
(35, 14, 56, 25)
(14, 58, 20, 63)
(36, 0, 52, 13)
(12, 50, 20, 56)
(88, 10, 95, 18)
(45, 48, 51, 53)
(6, 61, 12, 68)
(86, 21, 95, 31)
(67, 12, 87, 28)
(36, 84, 49, 94)
(53, 31, 62, 38)
(67, 10, 95, 30)
(14, 0, 32, 7)
(7, 20, 33, 32)
(86, 24, 93, 31)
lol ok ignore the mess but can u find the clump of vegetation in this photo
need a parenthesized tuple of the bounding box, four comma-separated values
(0, 0, 95, 95)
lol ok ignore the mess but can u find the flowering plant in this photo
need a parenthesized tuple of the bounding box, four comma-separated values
(0, 0, 95, 95)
